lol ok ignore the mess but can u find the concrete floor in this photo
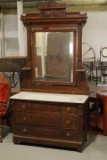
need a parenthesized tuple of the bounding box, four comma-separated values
(0, 132, 107, 160)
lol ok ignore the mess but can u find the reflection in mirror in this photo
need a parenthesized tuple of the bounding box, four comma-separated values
(34, 32, 74, 82)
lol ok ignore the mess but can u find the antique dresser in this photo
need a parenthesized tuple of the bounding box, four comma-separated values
(10, 0, 89, 152)
(10, 92, 88, 151)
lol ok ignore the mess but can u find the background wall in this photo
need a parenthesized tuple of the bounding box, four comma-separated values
(83, 12, 107, 61)
(1, 9, 107, 61)
(4, 9, 19, 57)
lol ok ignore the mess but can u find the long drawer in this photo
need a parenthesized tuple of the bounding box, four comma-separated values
(32, 113, 60, 127)
(14, 112, 79, 129)
(14, 126, 78, 140)
(14, 101, 80, 115)
(15, 101, 32, 112)
(14, 112, 61, 127)
(14, 112, 32, 124)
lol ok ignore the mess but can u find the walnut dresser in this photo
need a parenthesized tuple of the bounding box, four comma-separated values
(10, 91, 89, 152)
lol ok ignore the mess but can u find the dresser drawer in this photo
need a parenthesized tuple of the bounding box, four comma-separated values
(32, 113, 60, 127)
(32, 102, 60, 113)
(61, 130, 78, 140)
(61, 104, 77, 114)
(32, 127, 60, 138)
(61, 115, 78, 129)
(14, 126, 32, 136)
(15, 112, 32, 124)
(15, 101, 32, 112)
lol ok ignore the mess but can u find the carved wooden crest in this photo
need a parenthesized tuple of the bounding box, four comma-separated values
(39, 0, 66, 18)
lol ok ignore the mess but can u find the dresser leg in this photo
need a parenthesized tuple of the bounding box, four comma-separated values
(13, 136, 18, 144)
(77, 146, 82, 152)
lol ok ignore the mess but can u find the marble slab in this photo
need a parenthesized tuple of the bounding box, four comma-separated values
(100, 92, 107, 95)
(10, 91, 89, 104)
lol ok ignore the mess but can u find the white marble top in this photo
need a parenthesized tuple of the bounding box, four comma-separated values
(100, 92, 107, 95)
(10, 91, 89, 104)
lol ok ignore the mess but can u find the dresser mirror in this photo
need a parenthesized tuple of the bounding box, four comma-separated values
(21, 0, 87, 91)
(32, 30, 75, 83)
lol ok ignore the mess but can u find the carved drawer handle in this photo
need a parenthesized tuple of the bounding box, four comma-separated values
(66, 120, 70, 124)
(22, 104, 26, 109)
(23, 129, 27, 133)
(67, 107, 71, 112)
(66, 132, 70, 137)
(23, 117, 27, 120)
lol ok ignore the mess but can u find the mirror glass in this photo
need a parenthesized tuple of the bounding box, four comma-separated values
(34, 32, 74, 82)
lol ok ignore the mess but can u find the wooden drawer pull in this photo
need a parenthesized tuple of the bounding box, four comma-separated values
(66, 132, 70, 137)
(22, 104, 26, 109)
(23, 117, 27, 120)
(67, 107, 71, 112)
(66, 120, 70, 124)
(23, 129, 27, 133)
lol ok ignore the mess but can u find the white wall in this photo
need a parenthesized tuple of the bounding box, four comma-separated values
(83, 12, 107, 61)
(1, 9, 107, 59)
(4, 14, 19, 57)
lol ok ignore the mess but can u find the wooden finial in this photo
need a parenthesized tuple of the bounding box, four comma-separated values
(39, 0, 66, 18)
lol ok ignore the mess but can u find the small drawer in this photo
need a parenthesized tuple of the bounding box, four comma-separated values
(61, 105, 77, 114)
(32, 128, 60, 139)
(61, 130, 78, 140)
(32, 113, 60, 127)
(61, 115, 78, 129)
(15, 101, 32, 112)
(15, 112, 32, 124)
(14, 126, 32, 136)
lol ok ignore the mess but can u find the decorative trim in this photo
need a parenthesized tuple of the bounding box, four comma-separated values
(39, 0, 66, 18)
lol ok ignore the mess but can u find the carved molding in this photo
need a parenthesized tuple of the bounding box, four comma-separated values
(39, 0, 66, 18)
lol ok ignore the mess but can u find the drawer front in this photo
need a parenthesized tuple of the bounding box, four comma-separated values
(32, 113, 60, 127)
(61, 115, 78, 129)
(14, 126, 78, 141)
(32, 102, 60, 113)
(15, 101, 32, 112)
(15, 112, 32, 124)
(32, 128, 60, 138)
(61, 105, 77, 114)
(61, 130, 78, 140)
(14, 126, 32, 136)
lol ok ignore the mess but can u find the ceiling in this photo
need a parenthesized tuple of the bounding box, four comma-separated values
(0, 0, 107, 11)
(0, 0, 106, 3)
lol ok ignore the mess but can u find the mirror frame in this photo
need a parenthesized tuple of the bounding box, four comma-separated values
(31, 27, 77, 86)
(20, 0, 87, 91)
